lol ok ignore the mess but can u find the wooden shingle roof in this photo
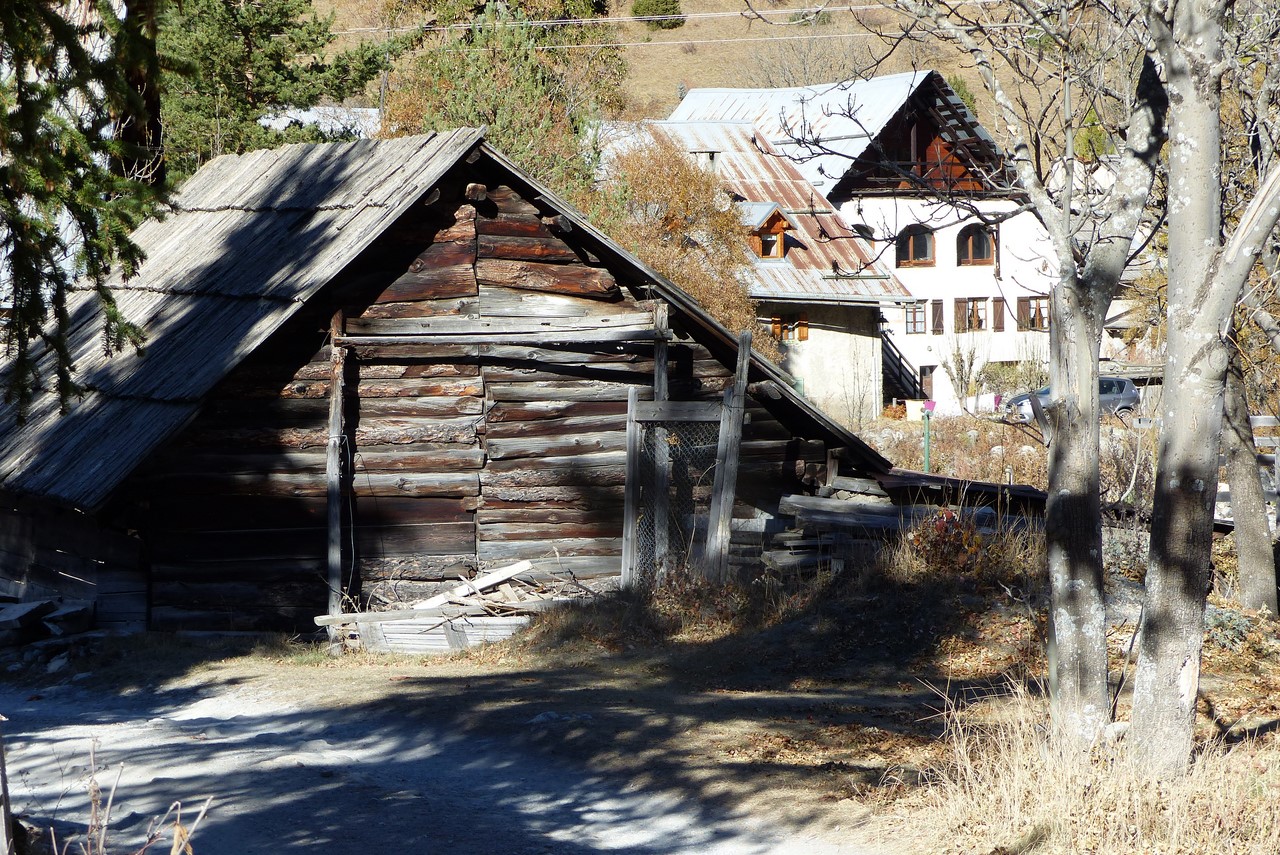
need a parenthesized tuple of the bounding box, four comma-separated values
(0, 128, 890, 513)
(0, 129, 485, 510)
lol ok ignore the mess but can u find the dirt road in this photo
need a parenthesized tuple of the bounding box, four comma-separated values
(0, 654, 884, 854)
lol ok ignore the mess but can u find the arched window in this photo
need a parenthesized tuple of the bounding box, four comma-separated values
(895, 225, 934, 267)
(957, 224, 996, 265)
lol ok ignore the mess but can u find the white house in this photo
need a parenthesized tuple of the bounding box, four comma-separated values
(669, 70, 1060, 414)
(604, 120, 915, 428)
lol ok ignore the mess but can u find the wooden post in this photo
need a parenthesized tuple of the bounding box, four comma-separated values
(652, 305, 670, 578)
(326, 311, 347, 645)
(705, 330, 751, 583)
(621, 386, 641, 588)
(0, 716, 13, 855)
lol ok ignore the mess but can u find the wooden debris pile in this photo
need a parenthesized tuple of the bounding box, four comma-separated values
(0, 599, 95, 647)
(315, 560, 594, 654)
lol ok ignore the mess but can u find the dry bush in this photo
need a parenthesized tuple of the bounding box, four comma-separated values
(590, 130, 781, 361)
(885, 509, 1045, 595)
(863, 414, 1049, 489)
(876, 685, 1280, 855)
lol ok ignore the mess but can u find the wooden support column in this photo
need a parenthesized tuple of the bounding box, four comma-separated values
(652, 304, 671, 578)
(621, 385, 641, 588)
(705, 331, 751, 583)
(326, 311, 347, 644)
(0, 719, 12, 855)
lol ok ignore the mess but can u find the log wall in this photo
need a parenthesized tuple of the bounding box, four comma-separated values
(119, 169, 833, 631)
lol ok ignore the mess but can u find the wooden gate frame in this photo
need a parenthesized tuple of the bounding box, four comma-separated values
(622, 331, 751, 586)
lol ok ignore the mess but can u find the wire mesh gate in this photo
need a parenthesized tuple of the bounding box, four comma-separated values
(622, 331, 751, 587)
(628, 410, 722, 586)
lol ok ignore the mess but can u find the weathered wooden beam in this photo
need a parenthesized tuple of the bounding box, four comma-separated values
(326, 312, 346, 640)
(345, 312, 652, 337)
(484, 431, 626, 460)
(705, 331, 751, 583)
(622, 386, 641, 588)
(475, 258, 618, 297)
(476, 234, 579, 263)
(631, 400, 722, 422)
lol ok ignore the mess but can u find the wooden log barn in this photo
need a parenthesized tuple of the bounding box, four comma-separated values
(0, 128, 921, 634)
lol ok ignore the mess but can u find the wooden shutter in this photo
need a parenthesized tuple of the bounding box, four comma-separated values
(955, 299, 968, 332)
(1016, 297, 1030, 331)
(993, 297, 1005, 332)
(931, 300, 944, 334)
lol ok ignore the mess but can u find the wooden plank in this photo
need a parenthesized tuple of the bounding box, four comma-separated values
(149, 522, 477, 562)
(477, 521, 620, 541)
(622, 386, 641, 588)
(484, 431, 625, 460)
(478, 537, 623, 561)
(345, 312, 652, 336)
(180, 417, 480, 448)
(484, 186, 541, 216)
(479, 364, 653, 385)
(484, 413, 627, 441)
(480, 485, 626, 504)
(351, 396, 484, 417)
(328, 318, 347, 632)
(351, 447, 485, 471)
(354, 378, 484, 398)
(487, 381, 649, 402)
(381, 264, 478, 301)
(140, 496, 477, 530)
(475, 506, 618, 525)
(486, 400, 626, 422)
(632, 400, 722, 422)
(357, 297, 479, 320)
(138, 471, 480, 498)
(653, 304, 671, 577)
(476, 286, 627, 319)
(705, 331, 751, 583)
(477, 343, 651, 364)
(474, 213, 555, 239)
(316, 560, 538, 625)
(476, 234, 580, 263)
(474, 258, 618, 297)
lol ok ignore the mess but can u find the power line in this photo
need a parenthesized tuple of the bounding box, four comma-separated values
(332, 5, 883, 35)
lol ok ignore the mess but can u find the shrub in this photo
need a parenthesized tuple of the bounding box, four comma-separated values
(632, 0, 685, 30)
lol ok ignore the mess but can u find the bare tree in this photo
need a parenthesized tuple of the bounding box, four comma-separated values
(828, 0, 1165, 750)
(1128, 0, 1280, 776)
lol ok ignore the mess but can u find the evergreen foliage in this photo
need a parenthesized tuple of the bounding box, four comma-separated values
(382, 1, 625, 197)
(0, 0, 164, 411)
(632, 0, 685, 30)
(158, 0, 402, 181)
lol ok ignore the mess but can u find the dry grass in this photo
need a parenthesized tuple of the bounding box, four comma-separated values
(864, 411, 1159, 512)
(873, 684, 1280, 855)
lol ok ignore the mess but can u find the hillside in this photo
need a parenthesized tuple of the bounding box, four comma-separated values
(317, 0, 986, 121)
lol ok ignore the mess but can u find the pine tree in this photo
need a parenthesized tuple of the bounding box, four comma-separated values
(382, 1, 625, 197)
(0, 0, 163, 412)
(158, 0, 401, 181)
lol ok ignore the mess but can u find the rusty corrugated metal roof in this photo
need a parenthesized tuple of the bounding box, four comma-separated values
(653, 121, 913, 305)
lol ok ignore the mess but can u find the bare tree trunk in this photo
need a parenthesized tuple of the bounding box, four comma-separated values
(1130, 0, 1225, 776)
(1044, 285, 1109, 743)
(1224, 323, 1277, 613)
